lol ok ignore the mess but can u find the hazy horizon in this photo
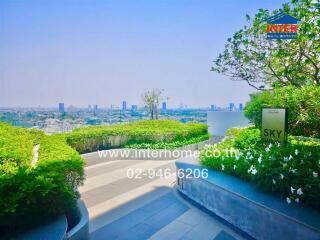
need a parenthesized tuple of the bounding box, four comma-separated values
(0, 0, 286, 108)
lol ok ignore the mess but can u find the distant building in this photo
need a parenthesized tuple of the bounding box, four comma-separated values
(210, 105, 216, 111)
(228, 103, 235, 111)
(93, 104, 98, 115)
(162, 102, 167, 111)
(58, 103, 65, 113)
(122, 101, 127, 111)
(239, 103, 244, 111)
(131, 105, 138, 112)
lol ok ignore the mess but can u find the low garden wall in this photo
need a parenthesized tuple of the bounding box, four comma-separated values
(176, 158, 320, 240)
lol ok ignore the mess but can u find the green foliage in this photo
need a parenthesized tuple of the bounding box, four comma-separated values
(212, 0, 320, 89)
(67, 120, 209, 153)
(126, 134, 210, 149)
(0, 122, 44, 174)
(245, 85, 320, 138)
(201, 127, 320, 211)
(0, 125, 84, 233)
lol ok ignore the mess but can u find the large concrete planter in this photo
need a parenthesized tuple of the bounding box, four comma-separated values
(18, 200, 89, 240)
(176, 158, 320, 240)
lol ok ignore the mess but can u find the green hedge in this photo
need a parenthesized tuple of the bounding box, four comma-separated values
(0, 125, 84, 234)
(201, 127, 320, 211)
(67, 120, 209, 153)
(244, 85, 320, 138)
(0, 122, 43, 173)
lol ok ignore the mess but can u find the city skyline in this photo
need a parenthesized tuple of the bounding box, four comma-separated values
(0, 0, 286, 108)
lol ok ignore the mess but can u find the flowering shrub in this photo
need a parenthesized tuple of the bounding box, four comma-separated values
(201, 127, 320, 211)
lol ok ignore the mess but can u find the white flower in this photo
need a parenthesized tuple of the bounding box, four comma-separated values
(289, 167, 297, 174)
(268, 143, 272, 148)
(265, 147, 270, 152)
(300, 160, 304, 164)
(248, 165, 257, 175)
(295, 149, 299, 156)
(283, 157, 289, 162)
(288, 155, 293, 160)
(295, 198, 300, 203)
(313, 172, 318, 178)
(221, 164, 225, 171)
(249, 155, 254, 160)
(258, 156, 262, 164)
(233, 165, 237, 170)
(272, 179, 276, 184)
(297, 188, 303, 195)
(290, 186, 295, 193)
(251, 168, 257, 175)
(286, 197, 291, 204)
(235, 155, 240, 160)
(280, 174, 284, 179)
(277, 142, 281, 147)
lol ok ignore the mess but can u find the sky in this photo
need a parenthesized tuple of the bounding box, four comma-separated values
(0, 0, 287, 109)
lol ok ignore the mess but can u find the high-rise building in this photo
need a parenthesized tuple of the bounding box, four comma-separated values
(122, 101, 127, 111)
(93, 104, 98, 115)
(239, 103, 244, 111)
(131, 105, 138, 112)
(228, 103, 235, 111)
(162, 102, 167, 111)
(58, 103, 65, 113)
(210, 105, 216, 111)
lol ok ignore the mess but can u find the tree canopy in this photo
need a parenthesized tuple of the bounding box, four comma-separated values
(211, 0, 320, 90)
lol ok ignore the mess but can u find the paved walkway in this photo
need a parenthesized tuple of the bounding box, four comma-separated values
(80, 151, 246, 240)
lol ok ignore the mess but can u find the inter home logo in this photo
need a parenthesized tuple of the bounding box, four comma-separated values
(265, 13, 299, 40)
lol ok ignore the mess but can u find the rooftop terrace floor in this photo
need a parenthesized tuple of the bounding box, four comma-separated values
(80, 151, 246, 240)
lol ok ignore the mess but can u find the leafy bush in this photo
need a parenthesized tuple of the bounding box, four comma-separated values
(67, 120, 209, 153)
(0, 122, 44, 173)
(201, 127, 320, 211)
(245, 85, 320, 138)
(126, 134, 210, 149)
(0, 125, 84, 234)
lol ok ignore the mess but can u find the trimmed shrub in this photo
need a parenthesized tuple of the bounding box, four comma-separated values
(201, 127, 320, 211)
(0, 125, 84, 234)
(0, 122, 43, 172)
(67, 120, 209, 153)
(244, 85, 320, 138)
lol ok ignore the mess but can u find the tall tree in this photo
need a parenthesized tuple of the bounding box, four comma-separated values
(211, 0, 320, 90)
(141, 89, 163, 119)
